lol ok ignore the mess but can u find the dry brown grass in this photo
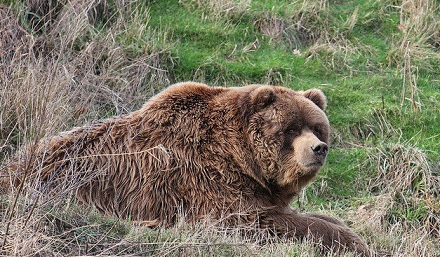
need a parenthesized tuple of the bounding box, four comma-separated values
(0, 1, 172, 160)
(364, 141, 439, 234)
(351, 110, 440, 255)
(387, 0, 440, 111)
(1, 188, 367, 256)
(179, 0, 251, 21)
(253, 0, 329, 50)
(300, 2, 372, 73)
(1, 3, 173, 252)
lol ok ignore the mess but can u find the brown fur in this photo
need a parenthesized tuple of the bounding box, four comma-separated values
(2, 82, 369, 255)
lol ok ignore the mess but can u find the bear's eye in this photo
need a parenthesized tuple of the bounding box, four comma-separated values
(286, 129, 298, 136)
(313, 127, 323, 137)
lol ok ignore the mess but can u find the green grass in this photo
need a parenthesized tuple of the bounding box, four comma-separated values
(1, 0, 439, 255)
(148, 0, 336, 84)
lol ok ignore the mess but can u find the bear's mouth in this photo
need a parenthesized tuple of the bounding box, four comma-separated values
(303, 160, 325, 169)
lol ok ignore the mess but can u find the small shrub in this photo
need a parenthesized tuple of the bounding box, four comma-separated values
(363, 122, 439, 238)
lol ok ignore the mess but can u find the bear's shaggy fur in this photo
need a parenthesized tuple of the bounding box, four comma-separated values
(3, 82, 369, 255)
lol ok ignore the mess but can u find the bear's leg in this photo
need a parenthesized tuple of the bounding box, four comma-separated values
(259, 212, 370, 256)
(307, 213, 346, 226)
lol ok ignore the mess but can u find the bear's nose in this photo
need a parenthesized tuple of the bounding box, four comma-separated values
(311, 142, 328, 156)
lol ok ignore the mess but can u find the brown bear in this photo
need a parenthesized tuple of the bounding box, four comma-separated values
(2, 82, 369, 255)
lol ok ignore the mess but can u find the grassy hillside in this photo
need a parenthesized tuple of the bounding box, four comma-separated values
(0, 0, 439, 256)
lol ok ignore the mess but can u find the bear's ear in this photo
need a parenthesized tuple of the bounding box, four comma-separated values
(250, 86, 276, 111)
(301, 89, 327, 110)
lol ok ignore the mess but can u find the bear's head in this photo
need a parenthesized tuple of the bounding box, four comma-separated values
(240, 85, 330, 199)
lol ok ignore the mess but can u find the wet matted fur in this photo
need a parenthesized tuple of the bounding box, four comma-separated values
(2, 82, 369, 255)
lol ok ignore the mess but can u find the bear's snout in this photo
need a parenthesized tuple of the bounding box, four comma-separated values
(292, 129, 329, 171)
(311, 142, 328, 157)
